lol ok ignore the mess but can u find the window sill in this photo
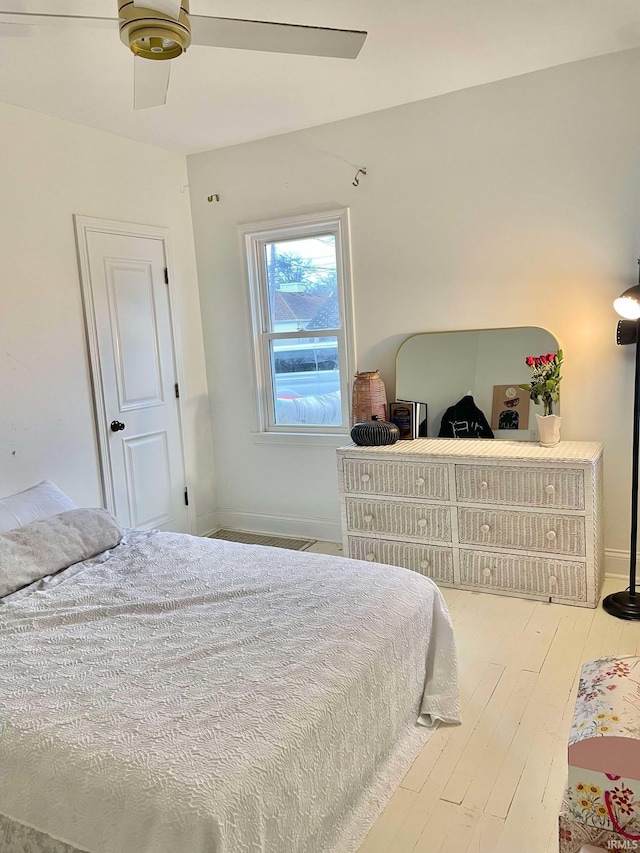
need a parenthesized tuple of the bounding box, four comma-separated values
(251, 431, 350, 448)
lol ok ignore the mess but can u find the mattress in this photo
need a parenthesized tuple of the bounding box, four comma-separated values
(0, 530, 459, 853)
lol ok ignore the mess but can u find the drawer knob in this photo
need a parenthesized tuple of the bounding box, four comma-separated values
(417, 518, 428, 527)
(482, 567, 492, 578)
(420, 560, 430, 570)
(361, 473, 371, 483)
(364, 514, 374, 524)
(549, 575, 558, 586)
(546, 530, 557, 541)
(480, 481, 489, 490)
(480, 523, 491, 533)
(416, 477, 425, 486)
(545, 484, 555, 495)
(365, 553, 376, 561)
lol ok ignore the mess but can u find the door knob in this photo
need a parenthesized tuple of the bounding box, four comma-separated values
(110, 420, 126, 432)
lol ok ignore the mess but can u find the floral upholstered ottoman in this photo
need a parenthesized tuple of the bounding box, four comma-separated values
(559, 656, 640, 852)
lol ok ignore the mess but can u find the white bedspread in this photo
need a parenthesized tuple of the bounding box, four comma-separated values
(0, 532, 459, 853)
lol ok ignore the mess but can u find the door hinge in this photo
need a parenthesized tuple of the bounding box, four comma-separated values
(164, 267, 169, 285)
(184, 487, 189, 506)
(175, 383, 180, 398)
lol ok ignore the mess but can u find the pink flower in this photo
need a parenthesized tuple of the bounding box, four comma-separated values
(540, 355, 548, 364)
(606, 684, 617, 691)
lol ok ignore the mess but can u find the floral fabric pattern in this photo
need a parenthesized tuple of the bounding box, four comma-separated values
(570, 656, 640, 746)
(562, 657, 640, 852)
(565, 772, 640, 834)
(561, 782, 640, 853)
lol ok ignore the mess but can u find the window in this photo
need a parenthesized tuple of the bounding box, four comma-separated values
(242, 210, 355, 434)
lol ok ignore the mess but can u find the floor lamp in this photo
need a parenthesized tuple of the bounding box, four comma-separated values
(602, 271, 640, 620)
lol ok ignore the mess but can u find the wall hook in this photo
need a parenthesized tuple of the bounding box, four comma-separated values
(352, 167, 367, 187)
(207, 193, 220, 203)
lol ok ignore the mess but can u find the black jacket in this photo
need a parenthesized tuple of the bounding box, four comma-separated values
(438, 395, 494, 439)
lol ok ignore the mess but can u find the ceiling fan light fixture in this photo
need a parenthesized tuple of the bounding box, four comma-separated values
(118, 1, 191, 60)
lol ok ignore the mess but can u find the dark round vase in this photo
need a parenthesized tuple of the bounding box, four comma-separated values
(350, 415, 400, 446)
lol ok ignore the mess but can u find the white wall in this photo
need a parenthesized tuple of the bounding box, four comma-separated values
(0, 101, 216, 534)
(188, 46, 640, 552)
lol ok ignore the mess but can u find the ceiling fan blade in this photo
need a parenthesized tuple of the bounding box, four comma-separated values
(134, 57, 171, 110)
(133, 0, 181, 21)
(0, 11, 117, 29)
(190, 16, 367, 59)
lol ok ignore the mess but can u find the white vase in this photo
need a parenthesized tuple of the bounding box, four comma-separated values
(536, 413, 562, 447)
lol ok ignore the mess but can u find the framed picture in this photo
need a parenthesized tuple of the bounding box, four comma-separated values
(491, 384, 530, 431)
(389, 401, 415, 440)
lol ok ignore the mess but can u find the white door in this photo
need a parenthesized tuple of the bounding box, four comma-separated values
(77, 221, 190, 533)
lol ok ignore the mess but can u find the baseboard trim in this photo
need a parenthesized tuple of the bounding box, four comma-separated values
(216, 509, 341, 543)
(196, 509, 219, 538)
(605, 548, 636, 579)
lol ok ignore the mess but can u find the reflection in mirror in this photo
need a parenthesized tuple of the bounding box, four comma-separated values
(395, 327, 560, 441)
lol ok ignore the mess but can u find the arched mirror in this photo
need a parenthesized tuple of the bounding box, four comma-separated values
(395, 326, 560, 440)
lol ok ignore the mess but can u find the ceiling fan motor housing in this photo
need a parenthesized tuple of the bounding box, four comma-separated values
(118, 1, 191, 60)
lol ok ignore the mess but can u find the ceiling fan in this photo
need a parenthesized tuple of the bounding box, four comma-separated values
(0, 1, 367, 109)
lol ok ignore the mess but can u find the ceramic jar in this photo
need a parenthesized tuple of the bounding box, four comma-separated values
(350, 415, 400, 446)
(536, 414, 562, 447)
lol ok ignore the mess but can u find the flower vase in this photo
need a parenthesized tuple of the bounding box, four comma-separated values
(536, 414, 562, 447)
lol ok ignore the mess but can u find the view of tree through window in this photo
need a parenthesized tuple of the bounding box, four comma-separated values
(264, 235, 342, 426)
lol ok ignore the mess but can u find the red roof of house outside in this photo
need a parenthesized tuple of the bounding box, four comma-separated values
(272, 291, 325, 322)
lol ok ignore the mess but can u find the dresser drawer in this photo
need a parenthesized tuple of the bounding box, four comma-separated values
(457, 507, 585, 556)
(459, 549, 586, 602)
(348, 536, 454, 583)
(455, 465, 585, 510)
(343, 459, 449, 500)
(345, 498, 452, 542)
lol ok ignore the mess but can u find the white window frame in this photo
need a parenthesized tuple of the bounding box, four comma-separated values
(241, 209, 356, 436)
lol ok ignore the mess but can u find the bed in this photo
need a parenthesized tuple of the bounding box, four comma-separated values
(0, 485, 460, 853)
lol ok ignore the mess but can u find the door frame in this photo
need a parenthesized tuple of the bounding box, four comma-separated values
(74, 215, 195, 534)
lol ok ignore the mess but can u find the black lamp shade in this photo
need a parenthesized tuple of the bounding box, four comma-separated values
(614, 284, 640, 319)
(617, 319, 638, 346)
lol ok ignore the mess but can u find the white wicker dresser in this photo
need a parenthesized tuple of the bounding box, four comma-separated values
(337, 439, 604, 608)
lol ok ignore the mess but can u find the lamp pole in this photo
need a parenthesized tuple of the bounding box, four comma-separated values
(626, 317, 640, 603)
(603, 289, 640, 619)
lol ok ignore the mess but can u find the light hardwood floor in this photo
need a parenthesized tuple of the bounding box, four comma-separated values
(352, 575, 640, 853)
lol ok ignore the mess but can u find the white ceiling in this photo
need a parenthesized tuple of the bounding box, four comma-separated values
(2, 0, 640, 154)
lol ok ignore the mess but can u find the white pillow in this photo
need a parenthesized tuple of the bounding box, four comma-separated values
(0, 481, 77, 533)
(0, 508, 122, 599)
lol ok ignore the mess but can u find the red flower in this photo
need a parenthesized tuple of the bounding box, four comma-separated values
(525, 356, 535, 366)
(540, 354, 548, 364)
(560, 828, 572, 841)
(610, 786, 631, 806)
(547, 353, 557, 361)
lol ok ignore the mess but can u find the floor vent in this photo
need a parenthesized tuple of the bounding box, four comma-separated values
(208, 529, 315, 551)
